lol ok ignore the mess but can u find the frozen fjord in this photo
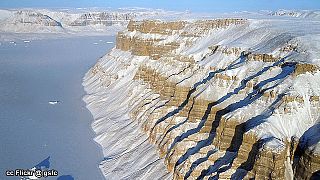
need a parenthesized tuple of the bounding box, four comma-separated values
(0, 36, 115, 179)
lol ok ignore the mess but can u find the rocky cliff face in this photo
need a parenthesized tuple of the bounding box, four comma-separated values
(83, 17, 320, 179)
(69, 12, 137, 26)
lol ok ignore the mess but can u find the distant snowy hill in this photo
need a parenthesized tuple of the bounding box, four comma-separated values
(269, 9, 320, 19)
(0, 10, 64, 33)
(0, 8, 183, 35)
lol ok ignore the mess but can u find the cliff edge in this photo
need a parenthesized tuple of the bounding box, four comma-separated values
(83, 16, 320, 179)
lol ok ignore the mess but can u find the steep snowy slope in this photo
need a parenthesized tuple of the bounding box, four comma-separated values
(83, 13, 320, 180)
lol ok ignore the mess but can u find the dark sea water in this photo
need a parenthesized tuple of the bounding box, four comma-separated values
(0, 36, 115, 179)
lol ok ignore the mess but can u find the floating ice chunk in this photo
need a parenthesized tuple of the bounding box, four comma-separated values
(106, 41, 114, 44)
(23, 40, 31, 43)
(93, 42, 99, 45)
(48, 101, 60, 105)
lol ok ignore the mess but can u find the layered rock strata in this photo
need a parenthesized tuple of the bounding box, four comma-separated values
(83, 18, 320, 179)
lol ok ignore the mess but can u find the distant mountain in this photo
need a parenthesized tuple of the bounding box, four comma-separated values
(269, 9, 320, 19)
(0, 8, 179, 34)
(13, 10, 62, 27)
(0, 10, 64, 33)
(69, 12, 136, 26)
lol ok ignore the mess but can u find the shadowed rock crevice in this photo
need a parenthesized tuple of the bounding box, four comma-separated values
(165, 56, 290, 159)
(186, 93, 286, 179)
(174, 61, 296, 173)
(230, 137, 274, 179)
(293, 123, 320, 179)
(151, 52, 249, 134)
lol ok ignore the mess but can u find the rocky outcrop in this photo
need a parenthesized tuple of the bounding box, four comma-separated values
(116, 32, 180, 59)
(128, 20, 186, 35)
(83, 18, 320, 179)
(247, 53, 277, 62)
(294, 63, 319, 76)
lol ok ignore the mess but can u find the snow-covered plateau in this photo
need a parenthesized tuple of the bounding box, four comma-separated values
(82, 10, 320, 180)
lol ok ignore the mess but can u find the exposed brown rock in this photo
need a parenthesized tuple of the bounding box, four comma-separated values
(294, 63, 319, 76)
(295, 150, 320, 179)
(247, 53, 278, 62)
(128, 20, 186, 35)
